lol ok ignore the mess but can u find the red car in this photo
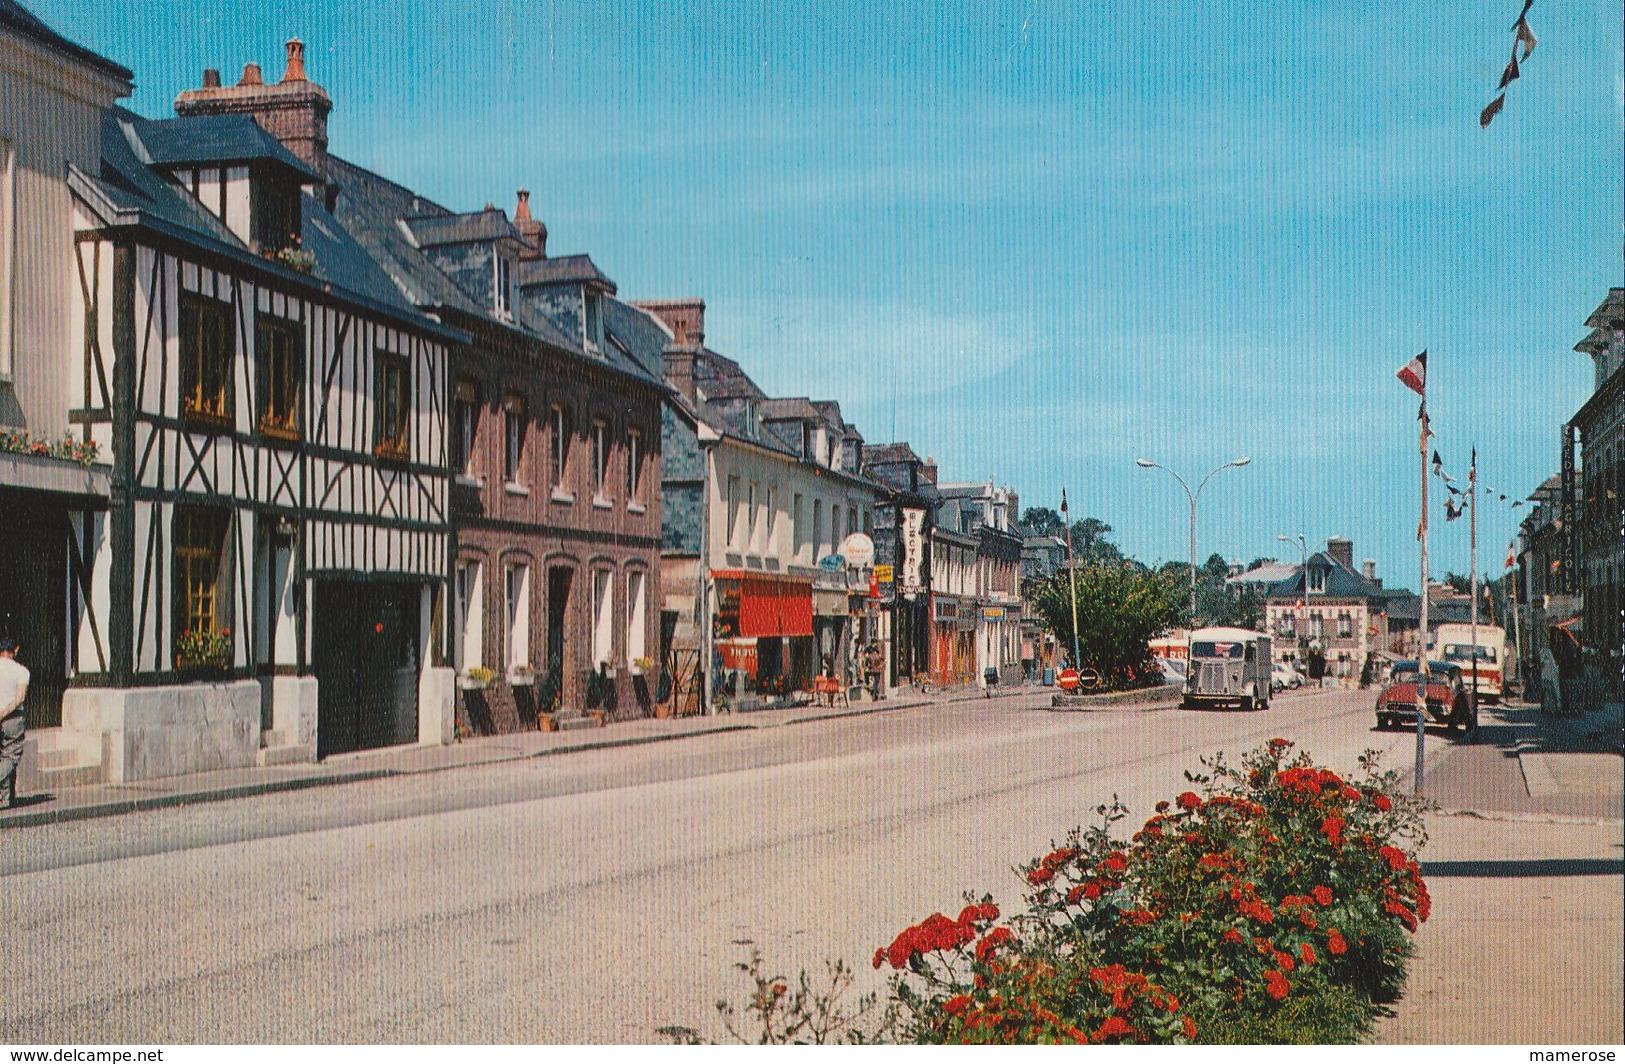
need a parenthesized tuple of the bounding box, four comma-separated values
(1375, 660, 1476, 736)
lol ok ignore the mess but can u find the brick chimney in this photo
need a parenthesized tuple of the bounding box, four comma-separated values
(513, 189, 548, 260)
(1326, 536, 1354, 571)
(633, 299, 705, 350)
(175, 38, 333, 189)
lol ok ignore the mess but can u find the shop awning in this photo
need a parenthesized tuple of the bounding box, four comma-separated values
(740, 576, 813, 638)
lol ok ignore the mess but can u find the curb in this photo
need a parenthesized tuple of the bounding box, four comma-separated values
(0, 767, 398, 830)
(0, 693, 978, 830)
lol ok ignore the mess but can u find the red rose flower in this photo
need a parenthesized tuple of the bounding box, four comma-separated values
(1263, 970, 1291, 1000)
(1093, 1015, 1136, 1043)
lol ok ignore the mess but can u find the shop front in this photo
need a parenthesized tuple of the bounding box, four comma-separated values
(931, 594, 977, 687)
(712, 572, 814, 706)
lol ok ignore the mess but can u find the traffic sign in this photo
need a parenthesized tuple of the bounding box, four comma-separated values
(1057, 667, 1080, 691)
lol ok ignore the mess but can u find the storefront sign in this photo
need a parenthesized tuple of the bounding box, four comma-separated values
(817, 554, 843, 573)
(900, 508, 926, 593)
(874, 564, 894, 583)
(981, 607, 1006, 621)
(838, 532, 875, 568)
(933, 596, 958, 623)
(813, 589, 849, 617)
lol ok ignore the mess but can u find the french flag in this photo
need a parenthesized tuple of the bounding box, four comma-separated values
(1396, 350, 1427, 395)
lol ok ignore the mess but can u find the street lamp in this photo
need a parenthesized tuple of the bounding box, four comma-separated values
(1136, 456, 1252, 625)
(1278, 533, 1308, 671)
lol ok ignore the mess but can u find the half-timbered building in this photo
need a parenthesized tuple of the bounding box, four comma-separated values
(0, 2, 132, 787)
(58, 72, 458, 779)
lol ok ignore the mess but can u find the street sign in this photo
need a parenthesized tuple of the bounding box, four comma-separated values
(1057, 667, 1080, 691)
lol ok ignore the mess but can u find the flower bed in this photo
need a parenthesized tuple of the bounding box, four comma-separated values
(878, 739, 1429, 1044)
(673, 739, 1429, 1045)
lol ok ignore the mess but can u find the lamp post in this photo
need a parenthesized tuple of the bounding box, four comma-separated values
(1136, 456, 1252, 625)
(1278, 533, 1308, 670)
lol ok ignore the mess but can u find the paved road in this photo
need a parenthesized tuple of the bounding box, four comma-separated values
(2, 687, 1452, 1043)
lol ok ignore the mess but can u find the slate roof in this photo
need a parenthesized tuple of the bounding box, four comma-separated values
(402, 210, 519, 248)
(139, 114, 316, 180)
(865, 442, 923, 467)
(518, 253, 616, 294)
(328, 154, 660, 390)
(1228, 561, 1298, 588)
(78, 108, 450, 336)
(760, 397, 822, 421)
(1, 0, 131, 82)
(1268, 551, 1383, 600)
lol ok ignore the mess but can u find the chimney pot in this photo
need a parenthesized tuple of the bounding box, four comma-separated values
(515, 190, 531, 221)
(282, 38, 308, 82)
(202, 68, 221, 88)
(239, 63, 263, 86)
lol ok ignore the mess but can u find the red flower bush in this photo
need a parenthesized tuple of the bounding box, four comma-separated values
(873, 740, 1428, 1045)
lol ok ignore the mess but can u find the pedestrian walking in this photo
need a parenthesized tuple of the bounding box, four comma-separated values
(0, 637, 30, 810)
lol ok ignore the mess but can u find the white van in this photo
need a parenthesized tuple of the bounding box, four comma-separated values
(1183, 627, 1272, 711)
(1433, 623, 1507, 703)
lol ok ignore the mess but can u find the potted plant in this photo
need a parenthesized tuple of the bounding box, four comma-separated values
(175, 627, 231, 673)
(459, 665, 495, 691)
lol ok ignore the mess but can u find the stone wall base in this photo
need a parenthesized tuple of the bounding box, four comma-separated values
(61, 680, 262, 782)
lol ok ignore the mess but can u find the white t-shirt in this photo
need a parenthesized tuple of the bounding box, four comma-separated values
(0, 656, 29, 717)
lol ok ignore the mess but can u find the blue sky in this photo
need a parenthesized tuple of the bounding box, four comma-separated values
(46, 1, 1623, 586)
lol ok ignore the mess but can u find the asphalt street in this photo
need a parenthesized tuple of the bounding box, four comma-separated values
(0, 687, 1480, 1043)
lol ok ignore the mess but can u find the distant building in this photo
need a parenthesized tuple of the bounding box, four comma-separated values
(1569, 288, 1623, 692)
(1264, 537, 1388, 679)
(937, 481, 1023, 686)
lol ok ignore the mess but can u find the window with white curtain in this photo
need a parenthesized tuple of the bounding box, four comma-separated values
(592, 568, 613, 668)
(504, 562, 530, 669)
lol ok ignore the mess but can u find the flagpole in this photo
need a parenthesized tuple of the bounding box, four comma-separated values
(1469, 448, 1480, 732)
(1415, 401, 1430, 795)
(1062, 490, 1081, 671)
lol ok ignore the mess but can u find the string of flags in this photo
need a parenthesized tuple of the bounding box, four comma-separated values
(1481, 0, 1538, 128)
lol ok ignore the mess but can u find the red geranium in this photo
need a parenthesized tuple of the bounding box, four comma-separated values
(1311, 885, 1334, 906)
(1176, 791, 1203, 811)
(1263, 969, 1291, 1000)
(1326, 929, 1348, 955)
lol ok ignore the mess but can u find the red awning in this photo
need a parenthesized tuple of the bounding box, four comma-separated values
(739, 576, 813, 639)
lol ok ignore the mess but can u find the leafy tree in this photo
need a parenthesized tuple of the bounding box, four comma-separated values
(1019, 507, 1065, 537)
(1443, 572, 1471, 594)
(1073, 518, 1125, 566)
(1029, 565, 1181, 689)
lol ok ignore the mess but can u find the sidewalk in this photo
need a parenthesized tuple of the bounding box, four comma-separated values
(0, 685, 1021, 831)
(1375, 700, 1624, 1044)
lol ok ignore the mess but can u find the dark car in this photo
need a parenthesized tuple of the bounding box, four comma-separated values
(1375, 660, 1475, 736)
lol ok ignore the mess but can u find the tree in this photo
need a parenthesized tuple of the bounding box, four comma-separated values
(1444, 572, 1471, 594)
(1029, 565, 1181, 689)
(1072, 518, 1125, 566)
(1018, 507, 1065, 537)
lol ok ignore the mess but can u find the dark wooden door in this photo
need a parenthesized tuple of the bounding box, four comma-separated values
(314, 579, 419, 756)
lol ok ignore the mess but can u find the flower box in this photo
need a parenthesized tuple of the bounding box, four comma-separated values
(507, 667, 536, 687)
(459, 667, 495, 691)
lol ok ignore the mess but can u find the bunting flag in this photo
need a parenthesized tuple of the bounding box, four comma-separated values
(1397, 350, 1428, 394)
(1515, 16, 1537, 59)
(1483, 1, 1535, 128)
(1499, 47, 1521, 89)
(1060, 487, 1068, 516)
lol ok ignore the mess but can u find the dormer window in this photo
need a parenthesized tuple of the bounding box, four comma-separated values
(583, 289, 603, 351)
(253, 177, 301, 255)
(495, 255, 513, 318)
(1307, 566, 1326, 594)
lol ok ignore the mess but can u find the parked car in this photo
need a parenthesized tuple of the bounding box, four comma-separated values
(1271, 663, 1304, 693)
(1374, 660, 1475, 736)
(1182, 627, 1271, 711)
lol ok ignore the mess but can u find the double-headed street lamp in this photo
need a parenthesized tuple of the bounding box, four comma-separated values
(1136, 456, 1252, 625)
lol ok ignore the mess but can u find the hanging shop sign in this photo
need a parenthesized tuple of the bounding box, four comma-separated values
(838, 532, 875, 568)
(900, 508, 926, 594)
(873, 565, 894, 584)
(817, 554, 844, 573)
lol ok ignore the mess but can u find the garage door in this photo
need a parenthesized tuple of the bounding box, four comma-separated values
(313, 579, 419, 757)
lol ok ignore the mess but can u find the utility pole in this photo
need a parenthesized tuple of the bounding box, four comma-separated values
(1061, 489, 1081, 671)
